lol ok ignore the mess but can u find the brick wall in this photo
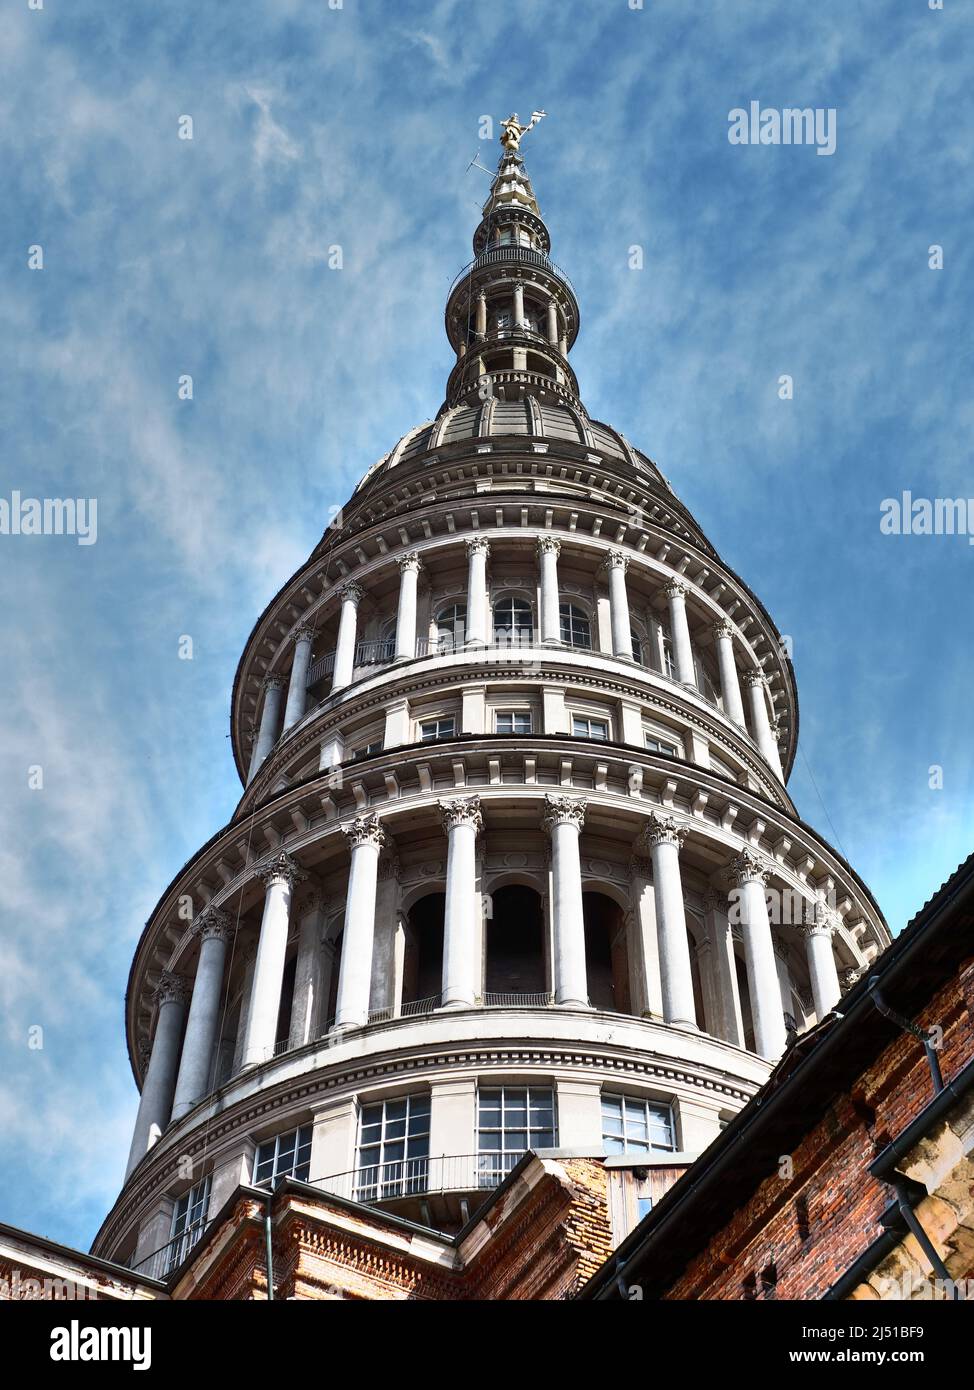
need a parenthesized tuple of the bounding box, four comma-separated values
(665, 957, 974, 1300)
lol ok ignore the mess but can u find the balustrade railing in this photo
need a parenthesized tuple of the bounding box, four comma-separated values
(320, 1150, 528, 1205)
(448, 244, 576, 297)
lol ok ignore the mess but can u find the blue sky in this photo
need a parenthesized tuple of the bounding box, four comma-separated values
(1, 0, 971, 1251)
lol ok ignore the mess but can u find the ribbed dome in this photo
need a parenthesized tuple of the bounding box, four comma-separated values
(354, 400, 670, 495)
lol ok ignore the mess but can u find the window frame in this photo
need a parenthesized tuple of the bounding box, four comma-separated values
(559, 601, 592, 651)
(601, 1093, 676, 1156)
(253, 1124, 313, 1187)
(572, 714, 609, 741)
(476, 1085, 557, 1186)
(495, 709, 533, 735)
(166, 1174, 212, 1274)
(420, 716, 457, 743)
(355, 1093, 431, 1201)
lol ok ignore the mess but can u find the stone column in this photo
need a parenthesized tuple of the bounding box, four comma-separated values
(171, 908, 236, 1121)
(538, 537, 561, 644)
(743, 670, 783, 777)
(475, 292, 487, 338)
(638, 814, 697, 1029)
(713, 620, 746, 727)
(333, 814, 387, 1030)
(247, 674, 285, 783)
(547, 300, 559, 345)
(605, 550, 634, 659)
(465, 537, 490, 647)
(282, 625, 315, 732)
(729, 849, 787, 1060)
(241, 852, 307, 1067)
(331, 581, 364, 693)
(512, 278, 525, 329)
(394, 552, 422, 660)
(702, 889, 745, 1047)
(802, 905, 842, 1019)
(439, 796, 483, 1008)
(543, 794, 589, 1007)
(125, 973, 191, 1178)
(663, 579, 697, 687)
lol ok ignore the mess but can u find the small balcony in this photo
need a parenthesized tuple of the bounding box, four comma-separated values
(448, 244, 576, 299)
(318, 1150, 528, 1228)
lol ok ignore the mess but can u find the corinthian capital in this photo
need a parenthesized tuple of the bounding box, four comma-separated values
(542, 794, 587, 834)
(639, 812, 688, 850)
(291, 623, 316, 646)
(397, 551, 422, 575)
(193, 905, 235, 944)
(338, 581, 364, 607)
(729, 848, 771, 887)
(261, 672, 286, 692)
(743, 668, 768, 689)
(465, 536, 490, 559)
(439, 795, 484, 835)
(256, 850, 308, 890)
(342, 812, 387, 852)
(662, 578, 688, 601)
(536, 536, 561, 558)
(155, 971, 192, 1008)
(603, 548, 629, 573)
(712, 619, 735, 641)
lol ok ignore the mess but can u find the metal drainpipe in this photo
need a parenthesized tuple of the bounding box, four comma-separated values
(264, 1191, 275, 1302)
(892, 1176, 962, 1301)
(868, 984, 944, 1093)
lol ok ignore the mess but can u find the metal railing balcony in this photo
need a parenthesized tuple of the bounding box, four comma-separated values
(483, 991, 554, 1008)
(448, 245, 576, 298)
(320, 1150, 529, 1205)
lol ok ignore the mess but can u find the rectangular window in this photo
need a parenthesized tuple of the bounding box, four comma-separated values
(477, 1086, 556, 1186)
(496, 710, 532, 735)
(637, 1196, 654, 1222)
(659, 631, 675, 678)
(351, 739, 383, 762)
(356, 1094, 431, 1201)
(601, 1094, 675, 1156)
(166, 1174, 211, 1274)
(572, 716, 609, 741)
(644, 734, 679, 756)
(253, 1124, 313, 1186)
(420, 717, 456, 743)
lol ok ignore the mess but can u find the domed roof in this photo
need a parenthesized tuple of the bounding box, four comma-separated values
(354, 399, 671, 495)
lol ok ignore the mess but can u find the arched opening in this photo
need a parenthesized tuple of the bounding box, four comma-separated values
(735, 952, 755, 1052)
(325, 930, 343, 1029)
(402, 893, 445, 1009)
(583, 892, 631, 1014)
(485, 885, 546, 1001)
(688, 929, 706, 1032)
(493, 596, 533, 646)
(275, 955, 296, 1051)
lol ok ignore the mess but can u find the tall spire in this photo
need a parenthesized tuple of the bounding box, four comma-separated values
(442, 114, 581, 414)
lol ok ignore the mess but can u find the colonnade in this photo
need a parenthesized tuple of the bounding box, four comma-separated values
(246, 539, 784, 784)
(125, 805, 843, 1178)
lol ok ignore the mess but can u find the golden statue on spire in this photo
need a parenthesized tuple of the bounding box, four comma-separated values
(500, 110, 547, 154)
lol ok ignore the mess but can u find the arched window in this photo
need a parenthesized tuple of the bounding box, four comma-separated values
(583, 892, 631, 1014)
(630, 629, 644, 666)
(560, 602, 592, 650)
(436, 604, 466, 652)
(485, 885, 547, 1000)
(402, 894, 445, 1011)
(493, 596, 533, 646)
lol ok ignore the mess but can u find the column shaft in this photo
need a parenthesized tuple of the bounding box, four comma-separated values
(606, 552, 633, 659)
(544, 796, 589, 1007)
(125, 975, 190, 1178)
(641, 816, 697, 1028)
(538, 538, 561, 644)
(440, 798, 483, 1008)
(713, 622, 746, 727)
(744, 671, 784, 777)
(465, 538, 489, 646)
(394, 554, 421, 660)
(171, 910, 235, 1121)
(664, 580, 697, 686)
(331, 583, 363, 692)
(804, 914, 842, 1018)
(242, 853, 306, 1066)
(248, 676, 285, 783)
(333, 815, 386, 1029)
(282, 627, 315, 731)
(731, 851, 787, 1059)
